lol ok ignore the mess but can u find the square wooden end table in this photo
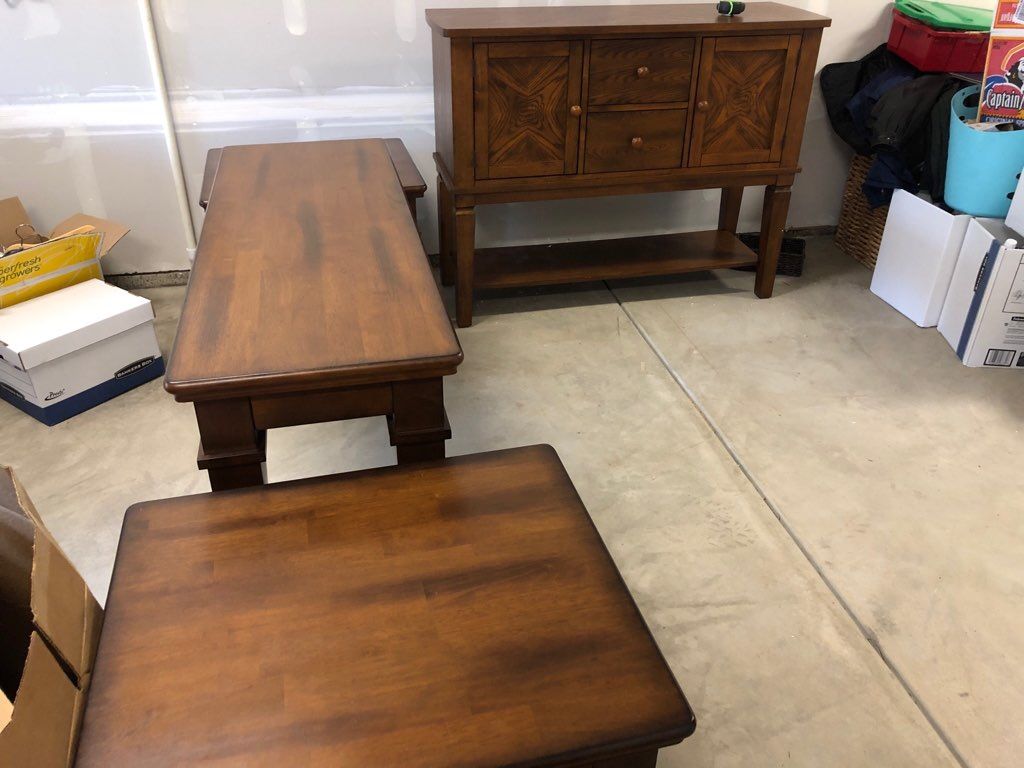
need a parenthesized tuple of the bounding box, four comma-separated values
(75, 446, 696, 767)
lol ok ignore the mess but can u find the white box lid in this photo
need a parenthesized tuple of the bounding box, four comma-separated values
(0, 280, 154, 370)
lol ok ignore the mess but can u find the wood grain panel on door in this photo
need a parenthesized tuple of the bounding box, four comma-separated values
(584, 109, 686, 173)
(588, 38, 695, 105)
(690, 35, 801, 167)
(474, 40, 583, 179)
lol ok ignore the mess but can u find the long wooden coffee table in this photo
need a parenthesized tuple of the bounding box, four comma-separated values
(165, 139, 463, 490)
(75, 446, 696, 767)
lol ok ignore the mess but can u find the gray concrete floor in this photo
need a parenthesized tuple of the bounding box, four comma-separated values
(4, 238, 1021, 766)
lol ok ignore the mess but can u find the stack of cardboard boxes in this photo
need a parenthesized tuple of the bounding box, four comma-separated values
(871, 171, 1024, 369)
(0, 198, 164, 425)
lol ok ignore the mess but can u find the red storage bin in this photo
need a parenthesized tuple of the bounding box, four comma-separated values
(887, 11, 989, 73)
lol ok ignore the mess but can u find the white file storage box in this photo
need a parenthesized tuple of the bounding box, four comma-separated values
(0, 280, 164, 425)
(938, 219, 1024, 369)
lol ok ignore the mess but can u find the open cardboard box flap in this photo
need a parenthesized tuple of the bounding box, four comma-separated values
(3, 466, 103, 678)
(0, 634, 85, 768)
(0, 465, 103, 767)
(50, 214, 130, 258)
(0, 198, 129, 256)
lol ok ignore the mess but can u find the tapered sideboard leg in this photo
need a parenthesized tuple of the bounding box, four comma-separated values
(755, 184, 792, 298)
(719, 186, 744, 234)
(455, 206, 476, 328)
(437, 176, 456, 287)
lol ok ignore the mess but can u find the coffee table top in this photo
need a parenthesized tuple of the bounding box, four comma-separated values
(76, 446, 695, 767)
(164, 139, 462, 402)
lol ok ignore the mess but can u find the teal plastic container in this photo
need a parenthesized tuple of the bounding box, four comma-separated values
(945, 87, 1024, 218)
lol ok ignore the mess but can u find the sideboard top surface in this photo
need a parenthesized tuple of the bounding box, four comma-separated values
(426, 2, 831, 38)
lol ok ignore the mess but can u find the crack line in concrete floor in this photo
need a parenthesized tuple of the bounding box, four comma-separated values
(606, 284, 970, 768)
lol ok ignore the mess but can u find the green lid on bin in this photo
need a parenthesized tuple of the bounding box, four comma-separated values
(894, 0, 993, 31)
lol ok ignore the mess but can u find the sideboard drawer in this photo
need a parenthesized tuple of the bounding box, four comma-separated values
(588, 38, 695, 106)
(584, 109, 686, 173)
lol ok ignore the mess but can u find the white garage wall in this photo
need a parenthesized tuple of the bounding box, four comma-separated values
(0, 0, 194, 274)
(1, 0, 996, 274)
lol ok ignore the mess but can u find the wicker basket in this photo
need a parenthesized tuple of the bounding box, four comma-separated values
(834, 154, 890, 270)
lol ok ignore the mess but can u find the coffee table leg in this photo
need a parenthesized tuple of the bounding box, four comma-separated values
(194, 399, 268, 491)
(388, 378, 450, 464)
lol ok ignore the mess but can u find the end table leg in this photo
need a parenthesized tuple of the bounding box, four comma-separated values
(389, 378, 450, 464)
(755, 184, 792, 298)
(193, 399, 267, 491)
(455, 206, 475, 328)
(438, 176, 455, 287)
(718, 186, 744, 234)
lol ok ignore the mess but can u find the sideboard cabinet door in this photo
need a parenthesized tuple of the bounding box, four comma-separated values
(473, 41, 584, 180)
(690, 35, 801, 167)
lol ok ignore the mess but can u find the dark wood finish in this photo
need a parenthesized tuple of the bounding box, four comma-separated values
(588, 38, 694, 106)
(383, 137, 428, 220)
(198, 140, 427, 218)
(251, 385, 392, 430)
(780, 28, 824, 168)
(198, 148, 221, 211)
(473, 40, 583, 179)
(388, 378, 449, 464)
(455, 206, 476, 329)
(584, 108, 687, 173)
(75, 446, 696, 767)
(719, 186, 744, 233)
(437, 174, 456, 286)
(475, 229, 756, 290)
(756, 183, 792, 297)
(427, 2, 832, 37)
(438, 155, 796, 203)
(168, 139, 463, 487)
(430, 3, 830, 325)
(690, 34, 801, 167)
(193, 399, 267, 492)
(167, 139, 460, 397)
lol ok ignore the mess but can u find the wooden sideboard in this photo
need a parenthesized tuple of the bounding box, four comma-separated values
(427, 3, 830, 326)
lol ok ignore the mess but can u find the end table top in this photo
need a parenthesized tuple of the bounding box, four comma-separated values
(76, 446, 695, 767)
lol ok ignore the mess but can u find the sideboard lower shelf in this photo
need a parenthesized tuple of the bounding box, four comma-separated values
(473, 230, 757, 290)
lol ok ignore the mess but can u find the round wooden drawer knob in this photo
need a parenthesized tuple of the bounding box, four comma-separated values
(570, 104, 582, 117)
(636, 65, 650, 78)
(697, 100, 710, 112)
(631, 136, 644, 149)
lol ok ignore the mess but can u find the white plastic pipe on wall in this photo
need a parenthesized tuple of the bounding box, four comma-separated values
(138, 0, 197, 260)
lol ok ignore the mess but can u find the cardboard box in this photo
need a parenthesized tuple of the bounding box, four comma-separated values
(938, 217, 1024, 367)
(0, 280, 165, 426)
(993, 1, 1024, 30)
(0, 465, 104, 767)
(0, 197, 129, 309)
(871, 190, 970, 327)
(978, 34, 1024, 127)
